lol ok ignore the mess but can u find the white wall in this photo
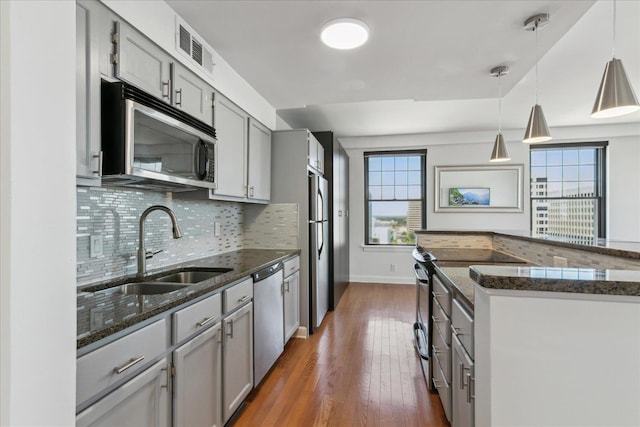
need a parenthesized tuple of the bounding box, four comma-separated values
(341, 123, 640, 284)
(0, 1, 77, 425)
(101, 0, 277, 130)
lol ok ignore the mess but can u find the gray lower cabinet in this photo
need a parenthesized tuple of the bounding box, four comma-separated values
(76, 0, 104, 186)
(173, 322, 223, 427)
(284, 270, 300, 343)
(452, 334, 474, 427)
(247, 118, 272, 202)
(222, 301, 254, 423)
(76, 358, 170, 427)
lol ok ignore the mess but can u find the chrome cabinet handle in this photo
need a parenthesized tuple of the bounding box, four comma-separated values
(162, 81, 170, 99)
(197, 316, 216, 328)
(432, 346, 443, 355)
(249, 186, 254, 197)
(175, 88, 182, 106)
(432, 316, 447, 323)
(114, 355, 145, 374)
(92, 151, 103, 176)
(466, 373, 475, 402)
(226, 319, 234, 339)
(284, 279, 290, 292)
(451, 325, 463, 336)
(459, 363, 467, 389)
(238, 295, 250, 303)
(433, 379, 447, 390)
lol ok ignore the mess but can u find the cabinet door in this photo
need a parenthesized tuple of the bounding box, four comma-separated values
(284, 271, 300, 342)
(247, 118, 271, 202)
(307, 133, 319, 172)
(213, 92, 248, 198)
(223, 302, 253, 423)
(114, 20, 171, 101)
(316, 141, 325, 174)
(172, 62, 213, 126)
(76, 358, 169, 427)
(173, 323, 223, 427)
(76, 0, 103, 185)
(452, 335, 474, 427)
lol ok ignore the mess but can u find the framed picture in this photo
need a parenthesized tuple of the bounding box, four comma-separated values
(449, 188, 490, 206)
(434, 164, 524, 212)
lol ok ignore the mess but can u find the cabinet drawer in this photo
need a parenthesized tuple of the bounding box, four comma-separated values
(432, 298, 450, 345)
(433, 275, 451, 316)
(452, 298, 474, 359)
(432, 322, 451, 384)
(173, 293, 222, 344)
(77, 318, 168, 406)
(433, 357, 452, 422)
(283, 256, 300, 277)
(224, 277, 253, 313)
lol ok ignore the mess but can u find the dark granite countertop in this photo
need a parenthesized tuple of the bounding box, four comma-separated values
(415, 230, 640, 260)
(77, 248, 300, 349)
(470, 265, 640, 297)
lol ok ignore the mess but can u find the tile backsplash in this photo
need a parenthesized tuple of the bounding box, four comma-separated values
(77, 187, 243, 286)
(77, 187, 300, 286)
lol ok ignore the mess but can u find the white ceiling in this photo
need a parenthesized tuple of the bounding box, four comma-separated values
(167, 0, 640, 137)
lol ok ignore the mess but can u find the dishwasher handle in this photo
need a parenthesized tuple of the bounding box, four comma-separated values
(253, 262, 283, 282)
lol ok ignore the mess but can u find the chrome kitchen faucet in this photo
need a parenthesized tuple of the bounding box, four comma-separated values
(137, 205, 183, 277)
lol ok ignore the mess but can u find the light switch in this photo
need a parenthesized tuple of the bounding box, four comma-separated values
(90, 235, 103, 258)
(214, 222, 221, 237)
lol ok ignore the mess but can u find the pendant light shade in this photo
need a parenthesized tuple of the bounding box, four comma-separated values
(489, 66, 510, 162)
(522, 14, 552, 144)
(490, 133, 510, 162)
(591, 58, 640, 118)
(523, 104, 552, 143)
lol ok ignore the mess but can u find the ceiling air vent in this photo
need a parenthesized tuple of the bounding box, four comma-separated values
(175, 17, 215, 77)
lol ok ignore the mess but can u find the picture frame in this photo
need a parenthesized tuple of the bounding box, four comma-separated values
(435, 164, 524, 212)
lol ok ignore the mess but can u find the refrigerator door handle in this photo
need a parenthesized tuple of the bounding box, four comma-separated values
(317, 188, 324, 222)
(318, 221, 324, 259)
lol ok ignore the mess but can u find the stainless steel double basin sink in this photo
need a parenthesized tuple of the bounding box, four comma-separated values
(90, 268, 233, 296)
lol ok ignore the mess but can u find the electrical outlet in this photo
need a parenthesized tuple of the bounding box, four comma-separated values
(90, 235, 103, 258)
(90, 307, 104, 330)
(214, 222, 221, 237)
(553, 256, 568, 267)
(390, 263, 396, 272)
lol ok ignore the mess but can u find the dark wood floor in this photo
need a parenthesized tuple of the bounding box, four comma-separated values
(233, 283, 449, 427)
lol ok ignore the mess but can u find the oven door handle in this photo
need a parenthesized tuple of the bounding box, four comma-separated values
(413, 323, 430, 360)
(414, 263, 430, 283)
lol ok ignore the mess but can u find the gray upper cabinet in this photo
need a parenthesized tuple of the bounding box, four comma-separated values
(213, 92, 248, 198)
(172, 62, 213, 126)
(247, 118, 271, 202)
(76, 0, 104, 186)
(113, 20, 171, 102)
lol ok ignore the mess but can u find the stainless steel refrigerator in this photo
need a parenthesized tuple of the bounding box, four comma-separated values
(309, 173, 329, 330)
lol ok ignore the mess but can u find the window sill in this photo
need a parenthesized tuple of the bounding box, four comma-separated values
(360, 244, 414, 253)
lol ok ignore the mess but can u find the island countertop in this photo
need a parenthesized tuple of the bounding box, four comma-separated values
(470, 265, 640, 297)
(77, 248, 300, 350)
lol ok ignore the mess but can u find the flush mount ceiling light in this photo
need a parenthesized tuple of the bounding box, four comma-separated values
(490, 66, 511, 162)
(592, 0, 640, 118)
(523, 13, 552, 144)
(320, 18, 369, 50)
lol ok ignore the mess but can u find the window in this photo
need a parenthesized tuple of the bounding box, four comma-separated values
(530, 142, 607, 243)
(364, 150, 426, 245)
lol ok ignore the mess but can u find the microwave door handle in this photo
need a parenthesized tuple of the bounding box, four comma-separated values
(194, 140, 207, 180)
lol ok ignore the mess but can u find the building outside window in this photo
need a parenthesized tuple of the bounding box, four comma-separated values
(530, 142, 607, 243)
(364, 150, 426, 245)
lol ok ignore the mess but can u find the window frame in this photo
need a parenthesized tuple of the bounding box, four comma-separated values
(364, 149, 427, 246)
(529, 141, 607, 239)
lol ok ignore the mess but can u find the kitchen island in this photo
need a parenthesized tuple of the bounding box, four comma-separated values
(415, 230, 640, 427)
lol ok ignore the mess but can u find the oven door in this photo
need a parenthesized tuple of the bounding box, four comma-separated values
(413, 264, 431, 384)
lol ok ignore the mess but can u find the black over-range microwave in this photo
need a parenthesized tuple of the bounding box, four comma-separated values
(100, 80, 217, 192)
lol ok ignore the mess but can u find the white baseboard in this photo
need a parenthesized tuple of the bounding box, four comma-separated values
(294, 326, 308, 339)
(349, 275, 414, 285)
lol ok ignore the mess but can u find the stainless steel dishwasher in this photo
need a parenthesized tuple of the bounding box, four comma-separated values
(253, 262, 284, 387)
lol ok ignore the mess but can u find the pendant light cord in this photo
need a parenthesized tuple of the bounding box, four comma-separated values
(535, 20, 539, 104)
(498, 72, 502, 133)
(612, 0, 616, 57)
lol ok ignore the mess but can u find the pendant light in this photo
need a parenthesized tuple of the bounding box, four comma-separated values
(490, 66, 510, 162)
(591, 0, 639, 118)
(523, 14, 552, 144)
